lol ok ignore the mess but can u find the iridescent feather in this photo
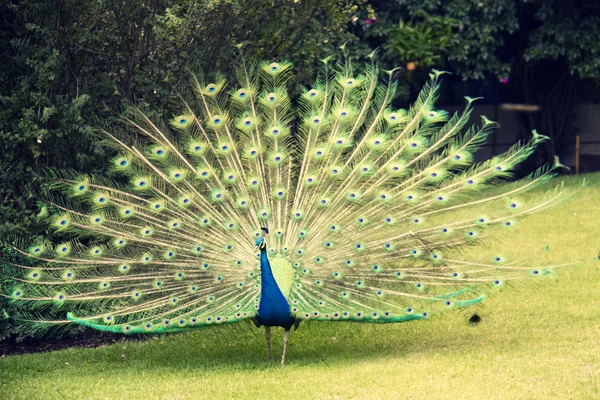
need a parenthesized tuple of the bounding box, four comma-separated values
(1, 46, 574, 363)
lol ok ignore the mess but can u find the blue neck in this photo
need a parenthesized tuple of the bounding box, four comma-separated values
(256, 239, 294, 329)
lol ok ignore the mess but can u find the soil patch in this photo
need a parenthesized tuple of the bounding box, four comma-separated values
(1, 331, 152, 356)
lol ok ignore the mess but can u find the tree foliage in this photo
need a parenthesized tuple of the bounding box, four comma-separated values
(358, 0, 600, 162)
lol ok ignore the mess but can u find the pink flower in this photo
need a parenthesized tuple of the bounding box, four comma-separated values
(501, 77, 509, 84)
(365, 18, 372, 25)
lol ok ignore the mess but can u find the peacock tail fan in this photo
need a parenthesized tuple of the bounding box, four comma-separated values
(1, 45, 575, 336)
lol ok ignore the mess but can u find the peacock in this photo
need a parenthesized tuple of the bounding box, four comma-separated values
(2, 45, 574, 365)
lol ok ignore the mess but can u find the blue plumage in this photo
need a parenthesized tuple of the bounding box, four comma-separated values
(255, 237, 294, 330)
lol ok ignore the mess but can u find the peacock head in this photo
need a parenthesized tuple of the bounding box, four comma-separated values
(260, 227, 269, 238)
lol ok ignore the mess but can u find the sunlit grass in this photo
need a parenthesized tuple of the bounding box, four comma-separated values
(1, 173, 599, 400)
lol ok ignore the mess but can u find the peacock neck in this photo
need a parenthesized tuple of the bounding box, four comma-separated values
(259, 247, 280, 298)
(256, 240, 294, 329)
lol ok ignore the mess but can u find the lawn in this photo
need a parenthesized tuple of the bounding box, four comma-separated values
(1, 173, 599, 400)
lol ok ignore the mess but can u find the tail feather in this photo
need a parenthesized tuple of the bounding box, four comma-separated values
(1, 47, 576, 334)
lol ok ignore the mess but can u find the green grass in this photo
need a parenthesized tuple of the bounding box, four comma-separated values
(1, 173, 599, 400)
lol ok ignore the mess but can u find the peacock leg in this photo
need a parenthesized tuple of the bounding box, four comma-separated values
(281, 330, 290, 366)
(265, 326, 273, 360)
